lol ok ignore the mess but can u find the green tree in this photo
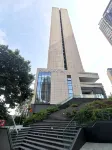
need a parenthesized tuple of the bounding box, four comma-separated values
(0, 45, 34, 109)
(0, 100, 8, 119)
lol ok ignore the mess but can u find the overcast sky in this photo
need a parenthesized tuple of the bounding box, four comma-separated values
(0, 0, 112, 97)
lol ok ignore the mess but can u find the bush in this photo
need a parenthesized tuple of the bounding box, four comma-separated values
(68, 100, 112, 125)
(74, 107, 112, 125)
(23, 110, 48, 125)
(71, 104, 78, 107)
(46, 106, 59, 114)
(85, 100, 112, 109)
(75, 108, 93, 124)
(65, 112, 72, 118)
(65, 109, 77, 118)
(23, 106, 59, 125)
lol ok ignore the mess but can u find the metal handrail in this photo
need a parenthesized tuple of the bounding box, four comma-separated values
(63, 116, 75, 135)
(58, 96, 73, 105)
(63, 116, 76, 149)
(59, 94, 104, 106)
(8, 127, 13, 150)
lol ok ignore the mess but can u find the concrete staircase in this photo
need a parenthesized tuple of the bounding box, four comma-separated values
(10, 120, 79, 150)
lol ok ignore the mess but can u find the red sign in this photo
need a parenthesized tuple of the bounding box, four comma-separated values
(29, 108, 33, 112)
(0, 120, 6, 127)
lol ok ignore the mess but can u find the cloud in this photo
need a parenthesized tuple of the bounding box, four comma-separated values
(0, 0, 36, 13)
(12, 0, 36, 12)
(0, 29, 7, 45)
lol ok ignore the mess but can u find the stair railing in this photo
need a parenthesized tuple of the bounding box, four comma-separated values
(63, 116, 76, 149)
(7, 126, 13, 150)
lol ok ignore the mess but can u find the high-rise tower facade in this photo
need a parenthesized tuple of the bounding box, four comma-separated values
(107, 68, 112, 84)
(32, 8, 106, 104)
(99, 0, 112, 45)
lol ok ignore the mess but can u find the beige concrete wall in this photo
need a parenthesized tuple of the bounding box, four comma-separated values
(32, 68, 70, 104)
(60, 8, 84, 73)
(47, 7, 64, 69)
(31, 68, 38, 104)
(59, 8, 83, 96)
(107, 70, 112, 84)
(50, 70, 69, 104)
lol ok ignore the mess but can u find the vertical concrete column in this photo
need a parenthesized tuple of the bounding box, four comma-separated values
(47, 8, 64, 69)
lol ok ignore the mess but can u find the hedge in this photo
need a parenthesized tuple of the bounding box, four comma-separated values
(65, 100, 112, 125)
(23, 106, 59, 125)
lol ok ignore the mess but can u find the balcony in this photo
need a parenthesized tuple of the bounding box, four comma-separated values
(73, 94, 104, 99)
(79, 72, 99, 82)
(80, 82, 103, 88)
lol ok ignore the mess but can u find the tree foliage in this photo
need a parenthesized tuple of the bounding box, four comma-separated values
(0, 45, 34, 108)
(66, 100, 112, 125)
(0, 100, 8, 119)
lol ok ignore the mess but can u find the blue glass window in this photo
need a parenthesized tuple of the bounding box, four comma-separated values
(68, 89, 73, 94)
(67, 75, 73, 97)
(36, 72, 51, 103)
(68, 85, 73, 90)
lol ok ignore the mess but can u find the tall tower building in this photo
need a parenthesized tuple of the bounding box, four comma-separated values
(32, 8, 106, 105)
(107, 68, 112, 84)
(99, 0, 112, 45)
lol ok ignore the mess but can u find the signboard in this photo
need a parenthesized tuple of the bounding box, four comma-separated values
(0, 120, 6, 127)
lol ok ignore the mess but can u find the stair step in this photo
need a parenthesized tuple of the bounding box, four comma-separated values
(43, 120, 71, 123)
(15, 145, 32, 150)
(11, 131, 28, 135)
(13, 138, 26, 144)
(30, 123, 76, 126)
(11, 134, 27, 139)
(13, 142, 22, 147)
(28, 129, 77, 135)
(30, 126, 76, 130)
(21, 142, 47, 150)
(27, 133, 73, 143)
(11, 128, 77, 138)
(12, 136, 26, 141)
(28, 131, 75, 139)
(26, 136, 71, 147)
(23, 139, 68, 150)
(30, 125, 76, 129)
(28, 128, 77, 132)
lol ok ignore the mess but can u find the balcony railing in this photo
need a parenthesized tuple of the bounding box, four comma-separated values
(59, 94, 104, 106)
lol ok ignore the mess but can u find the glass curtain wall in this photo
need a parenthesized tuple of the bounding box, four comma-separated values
(36, 72, 51, 103)
(67, 75, 73, 97)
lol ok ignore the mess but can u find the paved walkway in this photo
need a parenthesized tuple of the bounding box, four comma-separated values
(80, 142, 112, 150)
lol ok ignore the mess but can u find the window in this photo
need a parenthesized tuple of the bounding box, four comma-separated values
(67, 78, 72, 81)
(67, 75, 73, 97)
(67, 81, 72, 84)
(68, 85, 72, 89)
(68, 89, 73, 94)
(36, 72, 51, 103)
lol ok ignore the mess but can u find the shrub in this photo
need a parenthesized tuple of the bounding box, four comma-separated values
(23, 106, 59, 125)
(23, 110, 48, 125)
(46, 106, 59, 114)
(74, 107, 112, 125)
(86, 100, 112, 110)
(65, 100, 112, 124)
(65, 111, 72, 118)
(75, 108, 93, 124)
(71, 104, 78, 107)
(65, 109, 77, 118)
(72, 109, 77, 115)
